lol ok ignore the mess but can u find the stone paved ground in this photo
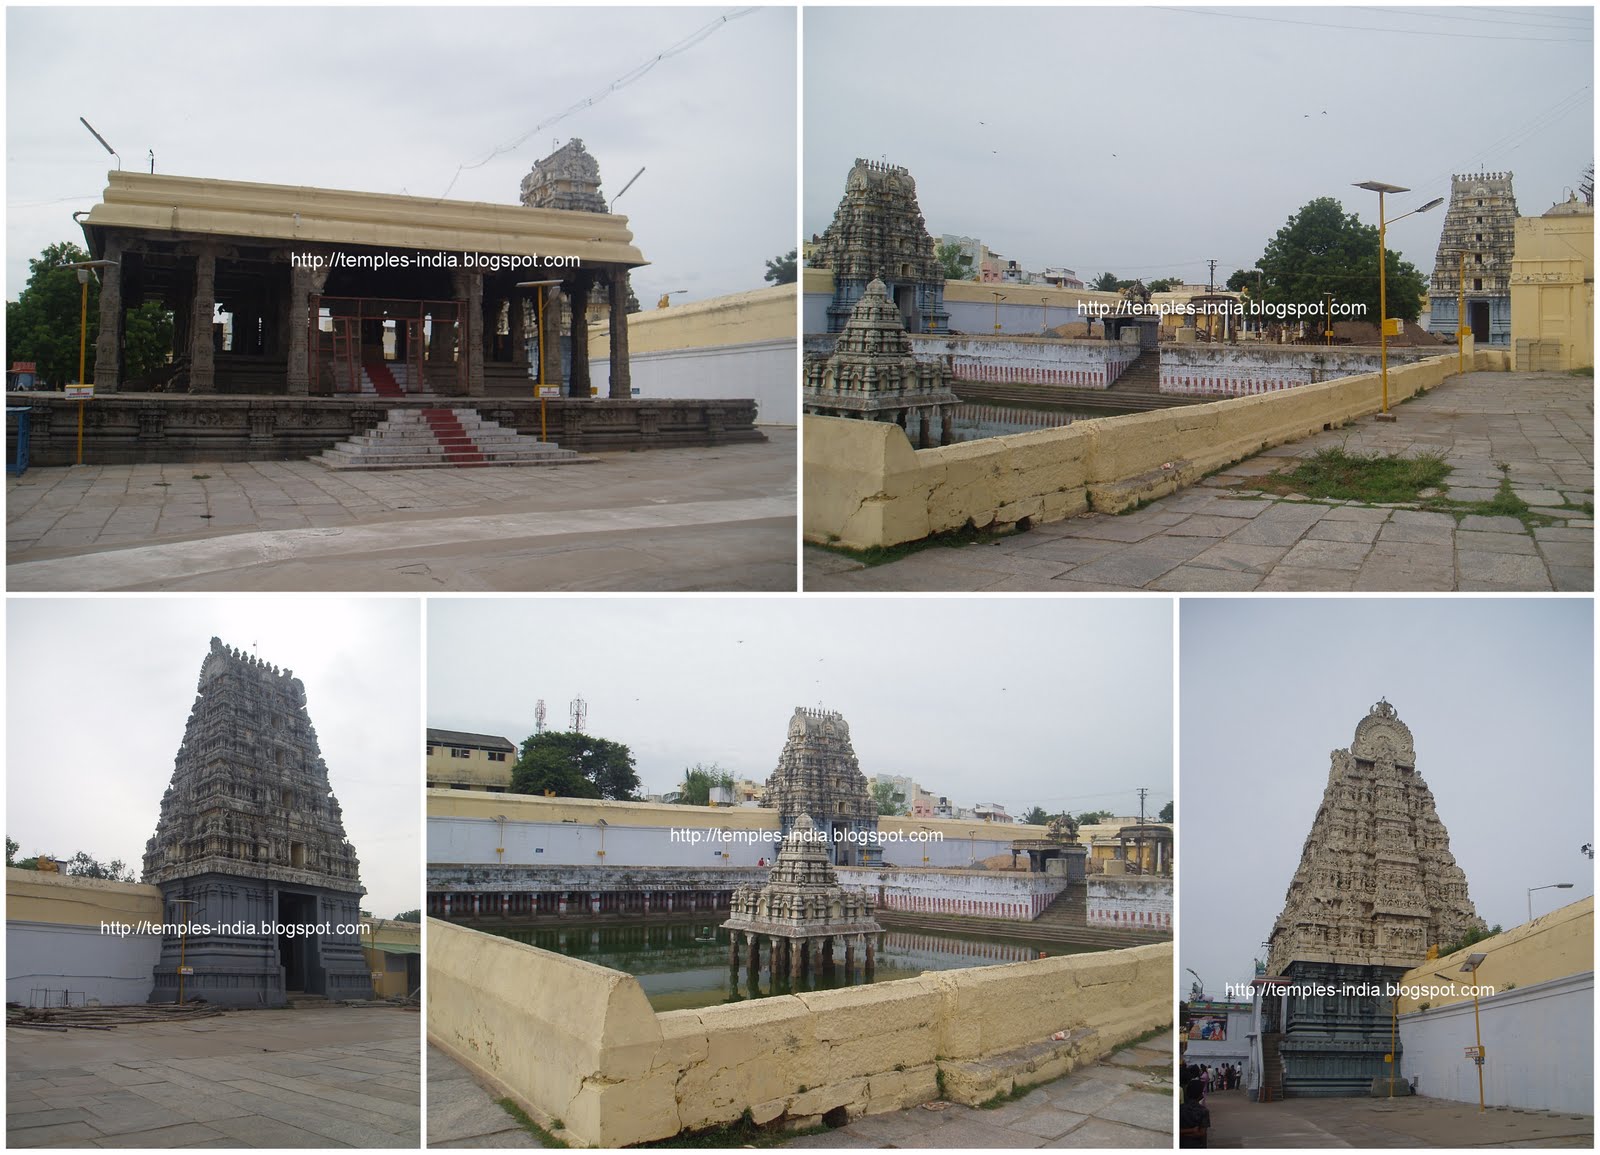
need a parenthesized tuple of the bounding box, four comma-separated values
(806, 371, 1592, 592)
(777, 1032, 1172, 1149)
(1204, 1087, 1593, 1148)
(426, 1045, 537, 1149)
(425, 1033, 1172, 1149)
(7, 427, 795, 591)
(7, 1006, 420, 1148)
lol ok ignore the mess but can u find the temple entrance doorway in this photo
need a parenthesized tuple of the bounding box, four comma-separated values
(277, 890, 320, 994)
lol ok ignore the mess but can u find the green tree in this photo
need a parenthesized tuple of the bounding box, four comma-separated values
(1438, 923, 1502, 957)
(1074, 809, 1116, 827)
(1255, 197, 1428, 324)
(509, 731, 641, 801)
(394, 909, 421, 922)
(5, 240, 174, 387)
(936, 240, 975, 282)
(1226, 268, 1261, 294)
(5, 837, 16, 867)
(1159, 800, 1174, 823)
(678, 762, 734, 806)
(64, 851, 135, 882)
(870, 780, 907, 817)
(1147, 278, 1175, 294)
(1091, 271, 1121, 292)
(1022, 806, 1050, 826)
(764, 249, 798, 285)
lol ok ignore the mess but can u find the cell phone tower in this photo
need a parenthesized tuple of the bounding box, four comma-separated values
(570, 695, 587, 733)
(534, 699, 547, 734)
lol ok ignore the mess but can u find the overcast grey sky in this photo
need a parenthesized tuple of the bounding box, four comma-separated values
(806, 6, 1592, 286)
(1180, 599, 1593, 1001)
(7, 6, 795, 304)
(428, 597, 1173, 820)
(6, 598, 422, 920)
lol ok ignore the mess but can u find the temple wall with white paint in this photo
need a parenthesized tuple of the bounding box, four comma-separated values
(1159, 344, 1436, 397)
(1087, 876, 1173, 932)
(838, 867, 1067, 921)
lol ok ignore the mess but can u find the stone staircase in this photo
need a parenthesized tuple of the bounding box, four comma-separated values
(286, 992, 333, 1010)
(361, 360, 406, 397)
(1258, 1032, 1283, 1101)
(1107, 349, 1162, 394)
(313, 408, 592, 470)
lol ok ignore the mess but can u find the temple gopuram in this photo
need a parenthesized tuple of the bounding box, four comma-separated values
(810, 158, 948, 335)
(1261, 700, 1485, 1097)
(762, 708, 881, 866)
(143, 638, 371, 1006)
(1427, 172, 1518, 347)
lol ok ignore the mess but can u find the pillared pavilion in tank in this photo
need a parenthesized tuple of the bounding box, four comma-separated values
(1259, 700, 1484, 1097)
(143, 637, 371, 1006)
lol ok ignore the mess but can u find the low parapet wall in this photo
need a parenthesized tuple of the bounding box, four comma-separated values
(428, 918, 1171, 1146)
(805, 349, 1510, 549)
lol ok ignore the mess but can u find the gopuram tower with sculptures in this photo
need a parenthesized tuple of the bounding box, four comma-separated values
(1260, 699, 1485, 1097)
(143, 637, 372, 1007)
(809, 158, 949, 335)
(762, 707, 881, 866)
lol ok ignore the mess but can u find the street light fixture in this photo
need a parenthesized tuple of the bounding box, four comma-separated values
(1352, 182, 1442, 419)
(991, 292, 1006, 333)
(1527, 882, 1574, 921)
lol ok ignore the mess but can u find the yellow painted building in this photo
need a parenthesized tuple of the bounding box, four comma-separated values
(426, 728, 516, 792)
(362, 916, 422, 999)
(1510, 197, 1593, 371)
(588, 283, 796, 358)
(1396, 896, 1592, 1014)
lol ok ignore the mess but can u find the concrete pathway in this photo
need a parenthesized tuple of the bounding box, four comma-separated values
(806, 371, 1592, 592)
(8, 429, 796, 591)
(778, 1032, 1173, 1149)
(7, 1006, 420, 1148)
(1204, 1087, 1593, 1148)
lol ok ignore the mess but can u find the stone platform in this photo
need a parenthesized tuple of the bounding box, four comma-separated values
(314, 409, 592, 470)
(5, 391, 762, 466)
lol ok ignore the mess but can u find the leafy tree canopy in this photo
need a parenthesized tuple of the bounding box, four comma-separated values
(5, 241, 174, 388)
(394, 909, 421, 922)
(1091, 271, 1121, 292)
(1022, 806, 1050, 826)
(1256, 197, 1428, 324)
(870, 780, 908, 817)
(936, 241, 976, 282)
(1226, 268, 1261, 294)
(764, 249, 798, 285)
(510, 731, 641, 801)
(1074, 809, 1117, 827)
(1159, 800, 1174, 824)
(678, 762, 734, 806)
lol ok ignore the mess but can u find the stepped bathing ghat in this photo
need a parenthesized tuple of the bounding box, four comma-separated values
(13, 141, 761, 465)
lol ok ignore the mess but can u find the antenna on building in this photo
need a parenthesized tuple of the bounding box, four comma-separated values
(534, 699, 547, 734)
(570, 695, 587, 733)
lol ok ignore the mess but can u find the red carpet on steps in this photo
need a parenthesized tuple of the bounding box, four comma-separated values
(420, 409, 487, 464)
(362, 361, 405, 398)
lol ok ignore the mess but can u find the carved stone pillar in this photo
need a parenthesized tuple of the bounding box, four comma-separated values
(286, 263, 314, 395)
(607, 271, 632, 399)
(566, 272, 592, 398)
(189, 249, 217, 393)
(93, 238, 124, 393)
(454, 272, 485, 396)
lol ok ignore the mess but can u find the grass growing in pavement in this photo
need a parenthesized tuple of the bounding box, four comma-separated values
(1258, 446, 1451, 505)
(495, 1098, 568, 1148)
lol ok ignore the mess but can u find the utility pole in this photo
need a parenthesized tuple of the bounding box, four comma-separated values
(1207, 259, 1218, 293)
(1137, 786, 1149, 827)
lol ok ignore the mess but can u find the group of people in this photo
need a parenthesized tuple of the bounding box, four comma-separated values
(1177, 1061, 1242, 1148)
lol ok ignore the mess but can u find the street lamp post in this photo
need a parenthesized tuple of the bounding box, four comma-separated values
(1352, 183, 1442, 420)
(62, 259, 120, 465)
(1457, 251, 1467, 375)
(172, 897, 198, 1005)
(1527, 882, 1574, 921)
(991, 293, 1006, 333)
(515, 279, 564, 443)
(1460, 952, 1488, 1112)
